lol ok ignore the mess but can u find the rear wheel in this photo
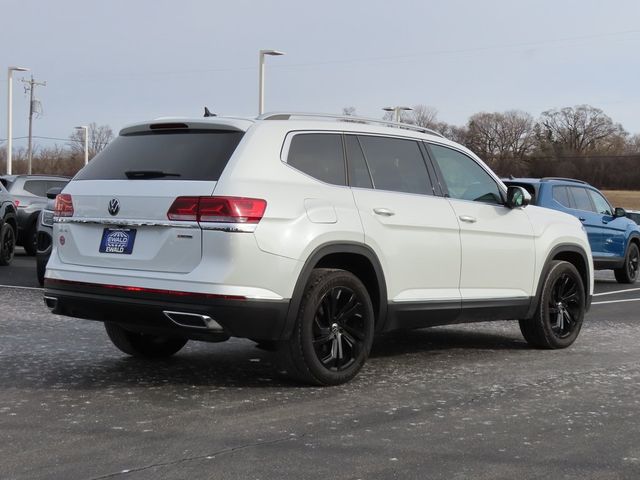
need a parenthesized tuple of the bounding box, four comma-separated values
(0, 223, 16, 266)
(519, 260, 585, 349)
(36, 253, 48, 286)
(614, 242, 639, 284)
(278, 269, 375, 386)
(104, 322, 188, 358)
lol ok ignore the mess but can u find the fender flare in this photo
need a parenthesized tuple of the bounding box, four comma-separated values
(526, 243, 592, 318)
(281, 242, 388, 340)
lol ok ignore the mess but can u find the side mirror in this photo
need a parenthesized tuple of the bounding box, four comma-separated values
(614, 207, 626, 218)
(46, 187, 63, 200)
(506, 186, 531, 209)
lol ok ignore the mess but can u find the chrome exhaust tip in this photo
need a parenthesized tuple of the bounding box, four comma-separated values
(163, 311, 223, 331)
(44, 296, 58, 309)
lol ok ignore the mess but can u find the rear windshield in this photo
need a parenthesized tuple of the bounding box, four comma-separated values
(74, 130, 244, 181)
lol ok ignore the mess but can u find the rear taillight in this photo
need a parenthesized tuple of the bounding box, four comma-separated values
(167, 196, 266, 224)
(54, 194, 74, 217)
(13, 199, 20, 207)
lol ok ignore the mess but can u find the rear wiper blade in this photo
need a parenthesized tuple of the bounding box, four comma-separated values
(124, 170, 181, 179)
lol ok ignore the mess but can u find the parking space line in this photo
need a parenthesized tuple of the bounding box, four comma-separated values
(592, 297, 640, 305)
(593, 287, 640, 297)
(0, 284, 43, 292)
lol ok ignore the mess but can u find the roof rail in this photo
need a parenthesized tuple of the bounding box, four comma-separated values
(257, 112, 445, 138)
(541, 177, 589, 185)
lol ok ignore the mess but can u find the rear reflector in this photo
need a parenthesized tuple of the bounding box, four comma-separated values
(54, 194, 74, 217)
(45, 278, 246, 300)
(167, 196, 266, 223)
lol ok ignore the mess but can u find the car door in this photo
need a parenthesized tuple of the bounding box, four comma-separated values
(346, 134, 462, 323)
(566, 186, 603, 256)
(587, 188, 626, 259)
(427, 143, 536, 307)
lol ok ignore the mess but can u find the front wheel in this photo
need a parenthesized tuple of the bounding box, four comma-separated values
(519, 260, 585, 349)
(278, 269, 375, 386)
(104, 322, 188, 358)
(614, 242, 639, 284)
(0, 223, 16, 266)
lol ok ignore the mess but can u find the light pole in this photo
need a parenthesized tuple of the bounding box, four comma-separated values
(258, 49, 285, 115)
(6, 66, 30, 175)
(383, 106, 413, 123)
(75, 126, 89, 165)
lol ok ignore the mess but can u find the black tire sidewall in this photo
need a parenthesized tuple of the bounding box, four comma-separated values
(625, 243, 639, 282)
(23, 223, 38, 256)
(0, 223, 16, 266)
(297, 270, 374, 385)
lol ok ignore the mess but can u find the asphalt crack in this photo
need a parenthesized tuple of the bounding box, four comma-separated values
(87, 435, 299, 479)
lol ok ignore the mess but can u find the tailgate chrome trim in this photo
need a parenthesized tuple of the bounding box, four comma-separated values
(54, 217, 199, 228)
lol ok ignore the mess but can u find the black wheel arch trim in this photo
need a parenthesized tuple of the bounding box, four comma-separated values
(526, 243, 592, 319)
(282, 242, 388, 340)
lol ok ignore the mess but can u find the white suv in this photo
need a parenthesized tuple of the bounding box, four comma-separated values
(44, 113, 593, 385)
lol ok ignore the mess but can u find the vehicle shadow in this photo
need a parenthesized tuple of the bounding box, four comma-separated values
(2, 326, 528, 391)
(370, 326, 528, 359)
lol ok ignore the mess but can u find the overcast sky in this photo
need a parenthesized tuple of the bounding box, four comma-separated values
(1, 0, 639, 150)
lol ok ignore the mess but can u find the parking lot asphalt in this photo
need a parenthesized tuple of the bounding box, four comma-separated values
(1, 258, 639, 479)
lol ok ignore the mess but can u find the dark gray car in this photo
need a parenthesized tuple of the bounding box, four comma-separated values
(0, 181, 18, 266)
(36, 188, 61, 285)
(0, 175, 69, 256)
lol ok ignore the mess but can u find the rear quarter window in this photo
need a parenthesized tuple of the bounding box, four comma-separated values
(552, 186, 571, 208)
(74, 130, 244, 181)
(286, 133, 346, 186)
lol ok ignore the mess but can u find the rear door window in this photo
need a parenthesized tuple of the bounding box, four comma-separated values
(344, 135, 373, 189)
(568, 187, 595, 212)
(286, 133, 346, 186)
(74, 130, 244, 181)
(357, 135, 432, 195)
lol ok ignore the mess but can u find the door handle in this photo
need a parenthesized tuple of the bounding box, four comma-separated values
(373, 208, 395, 217)
(459, 215, 477, 223)
(602, 220, 609, 224)
(579, 217, 586, 222)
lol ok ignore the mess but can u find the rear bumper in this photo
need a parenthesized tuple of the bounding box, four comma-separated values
(44, 279, 290, 342)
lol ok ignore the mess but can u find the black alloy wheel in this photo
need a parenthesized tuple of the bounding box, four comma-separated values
(519, 260, 585, 349)
(278, 269, 375, 386)
(0, 223, 16, 266)
(615, 243, 639, 284)
(548, 272, 582, 339)
(312, 285, 367, 372)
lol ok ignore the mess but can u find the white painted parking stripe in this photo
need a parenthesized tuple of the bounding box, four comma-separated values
(0, 284, 43, 292)
(592, 297, 640, 305)
(593, 287, 640, 297)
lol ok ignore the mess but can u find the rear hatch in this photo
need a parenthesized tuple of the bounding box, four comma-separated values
(56, 121, 246, 273)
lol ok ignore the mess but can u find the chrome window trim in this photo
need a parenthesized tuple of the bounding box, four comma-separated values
(54, 217, 200, 229)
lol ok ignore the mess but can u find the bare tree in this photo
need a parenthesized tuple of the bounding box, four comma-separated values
(342, 106, 357, 116)
(625, 133, 640, 154)
(406, 105, 439, 130)
(536, 105, 627, 155)
(465, 110, 534, 174)
(69, 123, 114, 160)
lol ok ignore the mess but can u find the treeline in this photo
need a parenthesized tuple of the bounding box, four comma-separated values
(2, 107, 640, 189)
(0, 123, 113, 177)
(373, 104, 640, 189)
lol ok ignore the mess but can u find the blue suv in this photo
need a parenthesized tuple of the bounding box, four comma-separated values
(504, 177, 640, 284)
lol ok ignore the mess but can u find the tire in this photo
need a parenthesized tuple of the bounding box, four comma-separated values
(519, 260, 585, 349)
(614, 242, 639, 284)
(104, 322, 188, 358)
(23, 222, 38, 256)
(0, 222, 16, 266)
(36, 253, 48, 286)
(277, 268, 375, 386)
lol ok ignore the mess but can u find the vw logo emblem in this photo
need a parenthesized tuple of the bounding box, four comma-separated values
(108, 198, 120, 216)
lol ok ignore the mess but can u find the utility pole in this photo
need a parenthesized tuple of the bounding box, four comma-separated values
(21, 75, 46, 174)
